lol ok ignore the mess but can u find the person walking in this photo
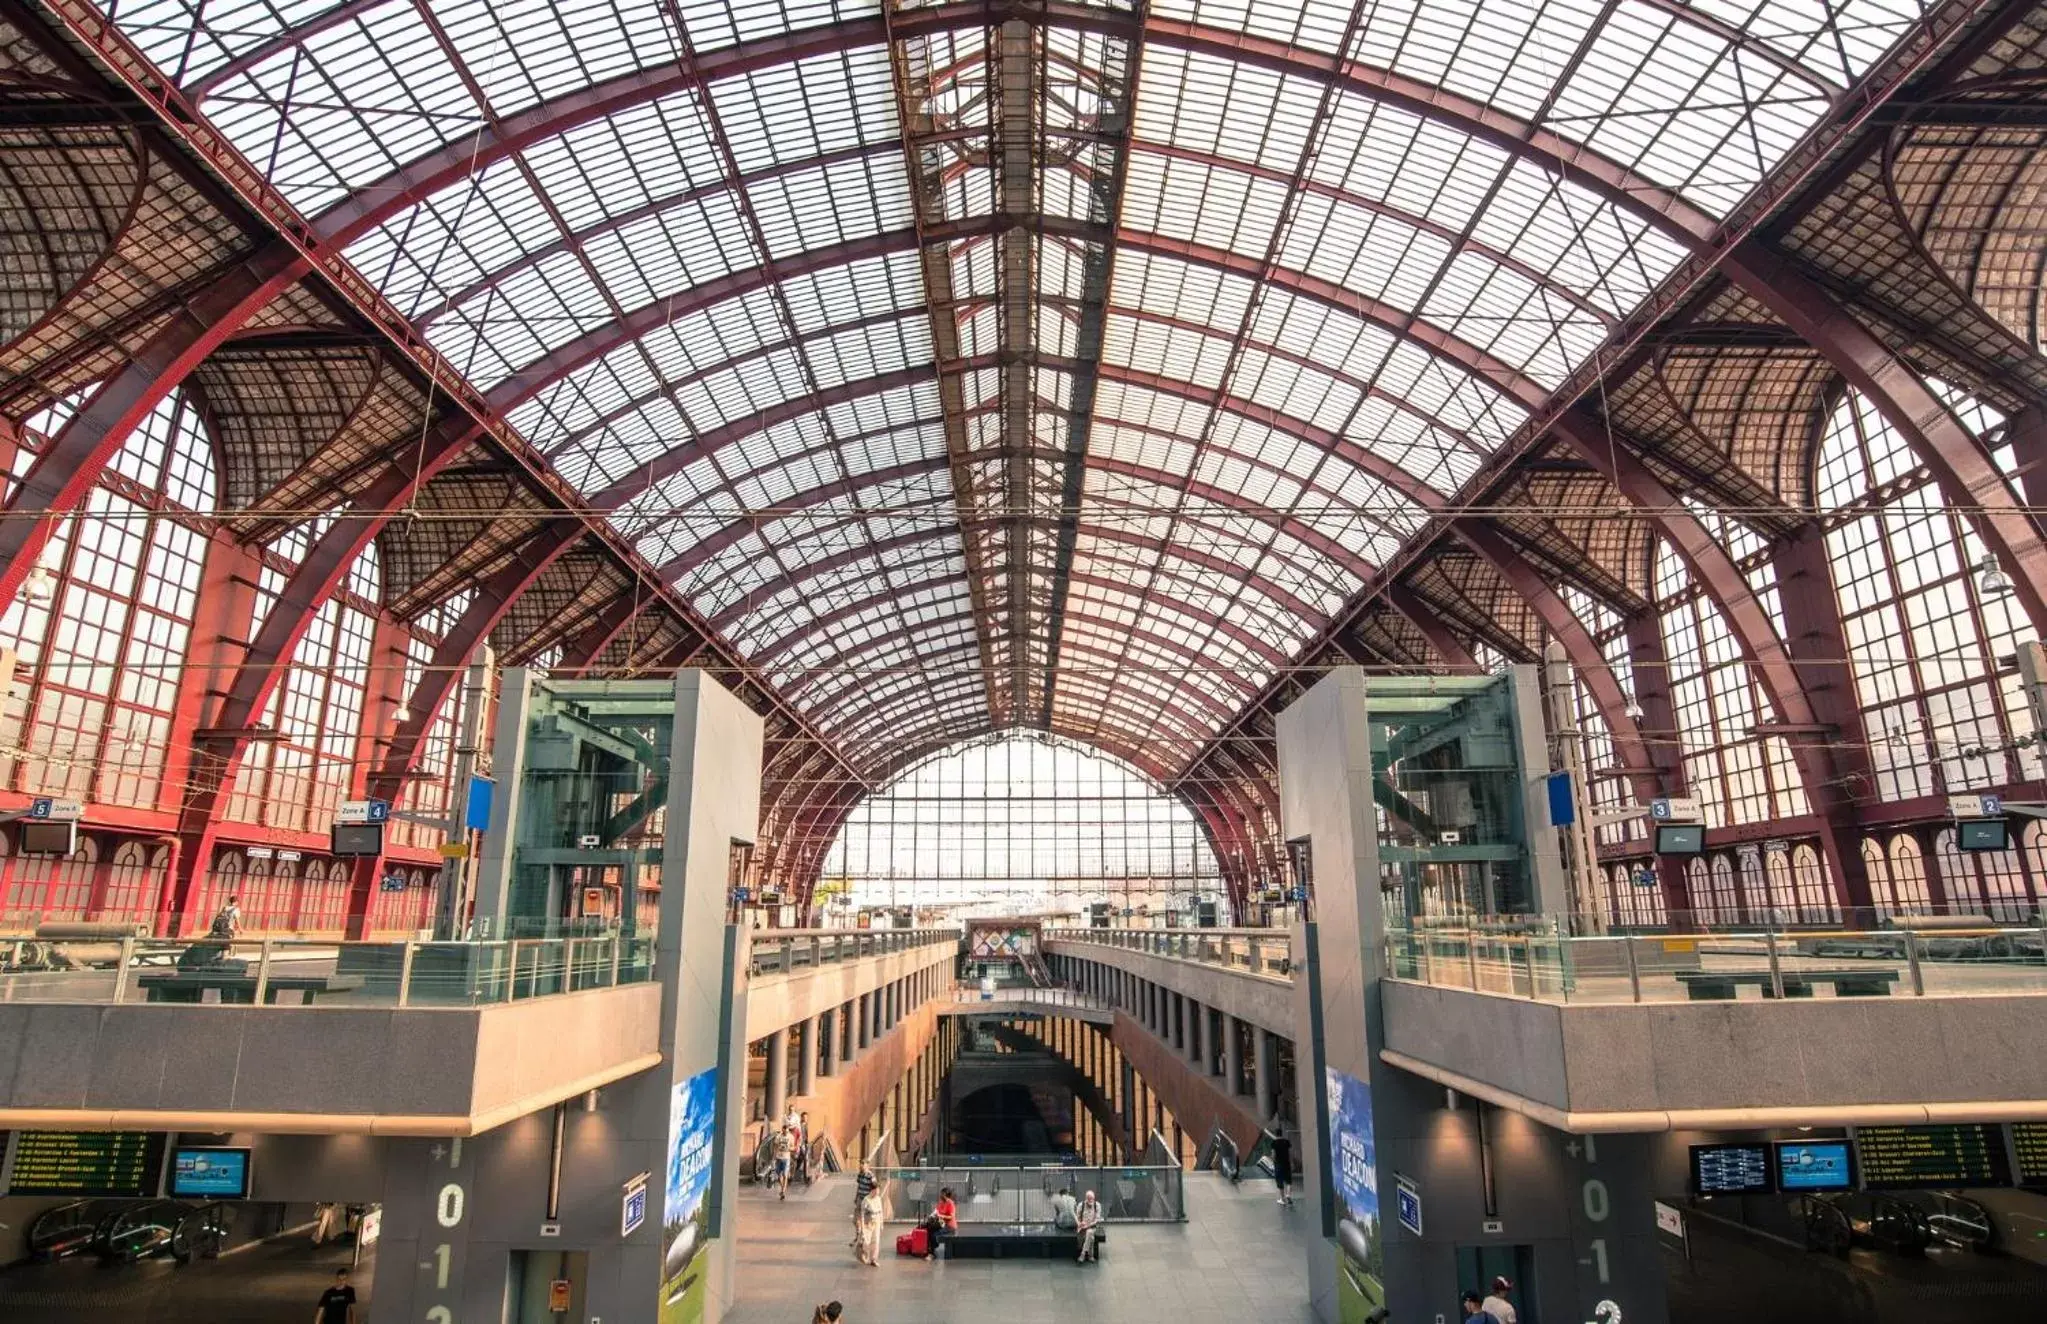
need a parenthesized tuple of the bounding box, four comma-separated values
(211, 894, 243, 941)
(313, 1269, 356, 1324)
(1269, 1127, 1295, 1207)
(1075, 1189, 1104, 1262)
(854, 1187, 883, 1268)
(1482, 1276, 1519, 1324)
(770, 1125, 794, 1200)
(850, 1160, 879, 1247)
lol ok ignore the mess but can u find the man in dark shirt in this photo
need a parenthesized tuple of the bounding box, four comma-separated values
(315, 1269, 357, 1324)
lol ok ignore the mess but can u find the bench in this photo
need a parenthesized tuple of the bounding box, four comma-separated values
(1675, 969, 1899, 1000)
(137, 971, 364, 1004)
(942, 1223, 1102, 1260)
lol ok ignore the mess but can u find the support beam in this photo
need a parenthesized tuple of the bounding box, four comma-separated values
(0, 241, 304, 615)
(1552, 409, 1872, 911)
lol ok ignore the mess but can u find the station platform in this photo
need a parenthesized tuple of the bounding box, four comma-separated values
(725, 1170, 1316, 1324)
(0, 1235, 367, 1324)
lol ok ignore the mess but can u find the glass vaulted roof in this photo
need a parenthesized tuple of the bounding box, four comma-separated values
(98, 0, 1929, 776)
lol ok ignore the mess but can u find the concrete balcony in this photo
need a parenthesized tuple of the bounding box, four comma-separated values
(1042, 927, 1294, 1037)
(0, 981, 661, 1136)
(742, 928, 957, 1040)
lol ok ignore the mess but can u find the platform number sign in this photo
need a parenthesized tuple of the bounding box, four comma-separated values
(622, 1172, 649, 1237)
(419, 1135, 469, 1324)
(1394, 1173, 1422, 1236)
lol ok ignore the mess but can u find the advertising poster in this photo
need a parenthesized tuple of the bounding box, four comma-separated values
(1326, 1067, 1385, 1322)
(660, 1067, 719, 1324)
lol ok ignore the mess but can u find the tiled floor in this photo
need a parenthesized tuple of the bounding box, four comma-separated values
(724, 1171, 1318, 1324)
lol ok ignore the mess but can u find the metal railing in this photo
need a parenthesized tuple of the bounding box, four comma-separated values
(1043, 927, 1294, 980)
(0, 933, 657, 1007)
(1386, 918, 2047, 1004)
(747, 928, 957, 976)
(874, 1158, 1184, 1225)
(950, 985, 1110, 1010)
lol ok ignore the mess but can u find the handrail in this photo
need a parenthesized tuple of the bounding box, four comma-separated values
(0, 933, 658, 1008)
(746, 928, 958, 977)
(1043, 927, 1295, 980)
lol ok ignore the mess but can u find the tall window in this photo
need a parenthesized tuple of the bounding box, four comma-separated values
(0, 389, 213, 808)
(1561, 585, 1646, 849)
(1816, 385, 2039, 799)
(1653, 539, 1806, 828)
(225, 524, 379, 832)
(822, 735, 1223, 916)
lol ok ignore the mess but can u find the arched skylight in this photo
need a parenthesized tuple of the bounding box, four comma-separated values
(821, 733, 1223, 917)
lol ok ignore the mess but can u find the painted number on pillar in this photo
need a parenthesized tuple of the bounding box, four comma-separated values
(1575, 1134, 1610, 1286)
(424, 1137, 465, 1323)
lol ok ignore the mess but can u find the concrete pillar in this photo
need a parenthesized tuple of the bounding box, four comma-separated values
(838, 1002, 855, 1066)
(765, 1027, 790, 1121)
(1222, 1015, 1242, 1094)
(1188, 998, 1206, 1067)
(796, 1015, 818, 1096)
(1253, 1026, 1274, 1120)
(1173, 993, 1186, 1051)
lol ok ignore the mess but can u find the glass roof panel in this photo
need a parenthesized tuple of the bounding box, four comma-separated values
(86, 0, 1932, 780)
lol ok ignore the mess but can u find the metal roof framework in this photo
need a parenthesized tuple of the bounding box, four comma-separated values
(5, 0, 2045, 905)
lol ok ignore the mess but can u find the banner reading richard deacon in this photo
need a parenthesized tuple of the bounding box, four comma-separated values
(660, 1066, 719, 1324)
(1326, 1066, 1385, 1322)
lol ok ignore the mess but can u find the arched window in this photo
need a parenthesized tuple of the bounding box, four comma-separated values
(1791, 844, 1837, 922)
(1684, 857, 1711, 924)
(1708, 856, 1741, 925)
(197, 849, 245, 931)
(1880, 835, 1932, 918)
(6, 833, 98, 924)
(0, 388, 214, 807)
(1651, 539, 1805, 828)
(1933, 827, 2026, 920)
(822, 735, 1223, 916)
(296, 860, 351, 935)
(226, 530, 380, 832)
(99, 840, 161, 923)
(1816, 386, 2038, 798)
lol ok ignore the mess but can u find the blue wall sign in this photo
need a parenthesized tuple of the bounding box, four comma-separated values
(1394, 1172, 1422, 1237)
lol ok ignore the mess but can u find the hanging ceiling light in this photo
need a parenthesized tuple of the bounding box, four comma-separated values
(20, 562, 55, 605)
(1978, 554, 2014, 599)
(1622, 695, 1646, 722)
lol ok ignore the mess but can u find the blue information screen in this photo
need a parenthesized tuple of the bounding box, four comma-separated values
(169, 1147, 251, 1199)
(1775, 1140, 1853, 1192)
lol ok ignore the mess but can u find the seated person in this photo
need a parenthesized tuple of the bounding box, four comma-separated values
(1050, 1187, 1078, 1231)
(922, 1187, 958, 1261)
(1075, 1189, 1104, 1262)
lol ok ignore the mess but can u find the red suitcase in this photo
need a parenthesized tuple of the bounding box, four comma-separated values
(909, 1226, 931, 1256)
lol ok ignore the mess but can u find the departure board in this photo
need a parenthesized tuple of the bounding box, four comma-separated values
(1690, 1143, 1773, 1195)
(5, 1131, 165, 1197)
(1856, 1125, 2010, 1191)
(2012, 1122, 2047, 1186)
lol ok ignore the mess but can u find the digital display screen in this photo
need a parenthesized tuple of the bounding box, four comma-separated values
(2012, 1123, 2047, 1186)
(1690, 1143, 1773, 1195)
(168, 1146, 251, 1199)
(17, 820, 78, 855)
(1774, 1140, 1854, 1192)
(1857, 1125, 2010, 1191)
(1656, 824, 1705, 854)
(1956, 818, 2009, 851)
(6, 1131, 165, 1197)
(330, 822, 383, 857)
